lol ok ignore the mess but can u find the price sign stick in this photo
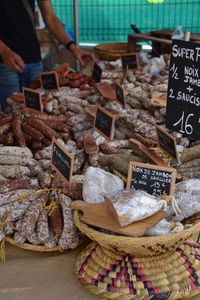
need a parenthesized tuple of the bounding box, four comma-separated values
(129, 138, 168, 167)
(115, 80, 126, 107)
(51, 138, 74, 183)
(156, 126, 179, 163)
(120, 65, 128, 85)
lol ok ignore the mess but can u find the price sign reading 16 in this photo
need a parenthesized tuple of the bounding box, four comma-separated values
(173, 111, 194, 135)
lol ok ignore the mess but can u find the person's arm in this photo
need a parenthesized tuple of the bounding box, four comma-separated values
(38, 0, 94, 65)
(0, 40, 25, 72)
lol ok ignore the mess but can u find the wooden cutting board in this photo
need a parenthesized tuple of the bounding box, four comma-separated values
(96, 82, 116, 100)
(71, 200, 166, 237)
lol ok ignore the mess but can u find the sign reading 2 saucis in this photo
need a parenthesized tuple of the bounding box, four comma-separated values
(166, 40, 200, 140)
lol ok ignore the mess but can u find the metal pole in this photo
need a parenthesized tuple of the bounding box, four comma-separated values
(73, 0, 80, 71)
(73, 0, 79, 47)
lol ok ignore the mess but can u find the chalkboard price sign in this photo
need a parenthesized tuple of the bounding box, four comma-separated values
(94, 106, 115, 140)
(121, 53, 139, 70)
(92, 63, 102, 83)
(156, 126, 178, 162)
(40, 71, 59, 90)
(51, 138, 74, 183)
(23, 87, 43, 113)
(166, 40, 200, 140)
(127, 162, 176, 196)
(115, 81, 125, 107)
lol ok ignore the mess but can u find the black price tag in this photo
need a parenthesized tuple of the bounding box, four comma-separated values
(115, 81, 125, 107)
(92, 63, 102, 83)
(94, 106, 115, 140)
(51, 138, 74, 183)
(40, 71, 59, 90)
(127, 162, 176, 196)
(121, 53, 138, 70)
(166, 40, 200, 140)
(156, 126, 178, 162)
(23, 87, 42, 113)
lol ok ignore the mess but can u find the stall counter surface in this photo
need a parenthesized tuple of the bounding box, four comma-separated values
(0, 244, 98, 300)
(0, 243, 199, 300)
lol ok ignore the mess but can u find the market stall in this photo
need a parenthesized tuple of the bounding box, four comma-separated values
(0, 35, 200, 300)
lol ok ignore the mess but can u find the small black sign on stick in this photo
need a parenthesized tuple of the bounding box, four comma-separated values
(115, 81, 126, 107)
(156, 126, 178, 162)
(40, 71, 59, 90)
(51, 138, 74, 183)
(94, 106, 115, 140)
(121, 53, 139, 70)
(23, 87, 43, 113)
(92, 63, 102, 83)
(166, 39, 200, 140)
(127, 162, 176, 196)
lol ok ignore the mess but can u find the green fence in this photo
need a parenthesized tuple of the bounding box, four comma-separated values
(51, 0, 200, 44)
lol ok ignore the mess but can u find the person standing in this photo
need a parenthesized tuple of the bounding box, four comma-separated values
(0, 0, 94, 111)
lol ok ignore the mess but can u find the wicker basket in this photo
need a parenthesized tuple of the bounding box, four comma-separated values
(75, 241, 200, 300)
(94, 43, 141, 61)
(5, 236, 86, 253)
(74, 210, 200, 257)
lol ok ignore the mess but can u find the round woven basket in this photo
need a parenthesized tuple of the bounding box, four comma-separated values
(75, 241, 200, 300)
(6, 236, 86, 253)
(94, 43, 141, 61)
(74, 210, 200, 256)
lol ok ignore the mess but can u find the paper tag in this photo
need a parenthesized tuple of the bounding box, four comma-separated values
(0, 231, 5, 242)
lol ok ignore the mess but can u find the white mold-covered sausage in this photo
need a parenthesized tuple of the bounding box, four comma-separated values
(21, 193, 48, 238)
(0, 165, 30, 179)
(36, 210, 49, 244)
(0, 146, 33, 158)
(59, 195, 78, 250)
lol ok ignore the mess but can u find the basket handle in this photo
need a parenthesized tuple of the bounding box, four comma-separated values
(71, 200, 87, 212)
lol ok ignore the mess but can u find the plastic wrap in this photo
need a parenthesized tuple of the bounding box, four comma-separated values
(146, 219, 184, 236)
(170, 179, 200, 221)
(83, 167, 124, 203)
(106, 190, 167, 227)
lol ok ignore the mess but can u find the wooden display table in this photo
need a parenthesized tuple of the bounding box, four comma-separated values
(128, 30, 200, 54)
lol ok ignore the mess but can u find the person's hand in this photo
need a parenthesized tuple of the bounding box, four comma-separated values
(1, 47, 25, 73)
(70, 44, 95, 66)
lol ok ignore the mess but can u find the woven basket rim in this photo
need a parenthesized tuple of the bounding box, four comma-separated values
(5, 235, 86, 253)
(74, 210, 200, 244)
(94, 42, 141, 61)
